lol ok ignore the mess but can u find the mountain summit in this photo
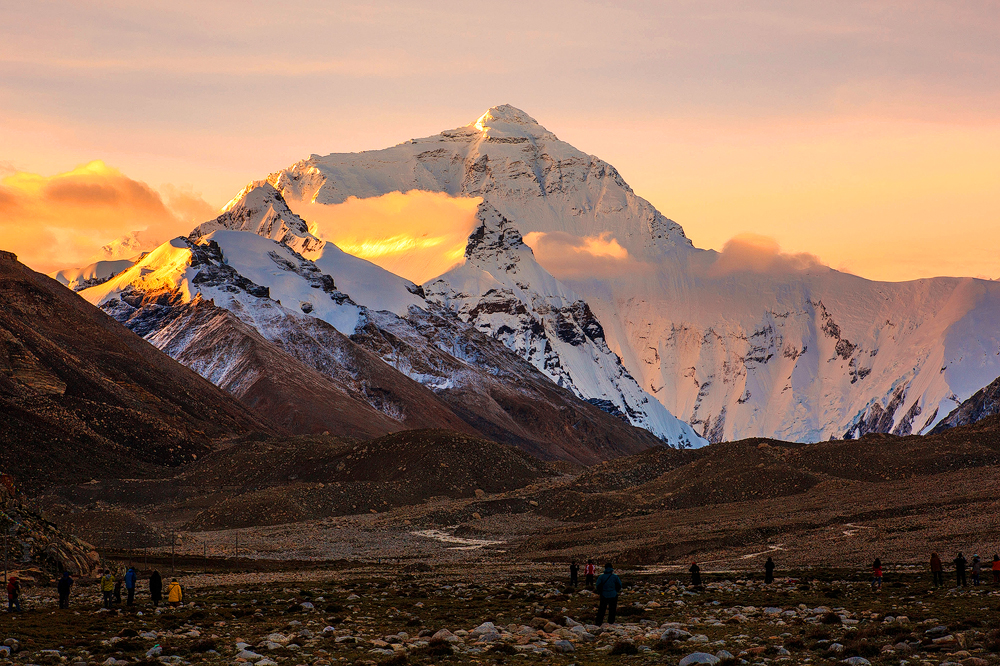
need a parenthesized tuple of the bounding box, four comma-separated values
(471, 104, 558, 141)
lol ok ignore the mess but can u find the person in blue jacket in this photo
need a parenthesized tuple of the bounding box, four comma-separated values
(594, 562, 622, 625)
(124, 567, 137, 606)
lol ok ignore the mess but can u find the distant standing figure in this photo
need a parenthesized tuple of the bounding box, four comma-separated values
(124, 567, 137, 606)
(57, 572, 73, 609)
(594, 562, 622, 625)
(971, 555, 982, 585)
(689, 562, 702, 587)
(167, 578, 183, 607)
(930, 553, 943, 587)
(584, 560, 596, 588)
(764, 557, 775, 584)
(113, 574, 122, 605)
(993, 555, 1000, 584)
(6, 575, 21, 612)
(100, 569, 115, 609)
(954, 552, 968, 587)
(871, 558, 883, 592)
(149, 571, 163, 608)
(570, 561, 579, 587)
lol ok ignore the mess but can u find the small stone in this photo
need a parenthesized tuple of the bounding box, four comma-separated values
(552, 640, 574, 653)
(662, 628, 693, 641)
(841, 658, 871, 666)
(678, 653, 720, 666)
(145, 647, 162, 659)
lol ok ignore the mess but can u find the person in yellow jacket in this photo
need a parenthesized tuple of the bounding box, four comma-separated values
(167, 578, 183, 607)
(99, 569, 115, 609)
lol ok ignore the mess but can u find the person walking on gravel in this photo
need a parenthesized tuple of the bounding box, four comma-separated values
(570, 561, 579, 587)
(764, 557, 775, 584)
(871, 558, 883, 592)
(689, 562, 702, 587)
(167, 578, 183, 607)
(992, 555, 1000, 585)
(149, 570, 163, 607)
(954, 552, 968, 587)
(584, 560, 596, 588)
(971, 555, 982, 585)
(99, 569, 115, 609)
(930, 553, 943, 587)
(594, 562, 622, 625)
(57, 572, 73, 609)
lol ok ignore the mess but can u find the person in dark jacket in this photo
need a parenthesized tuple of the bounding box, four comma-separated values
(930, 553, 943, 586)
(569, 561, 579, 587)
(6, 576, 21, 612)
(149, 570, 163, 608)
(594, 563, 622, 625)
(955, 552, 968, 586)
(124, 567, 137, 605)
(690, 562, 702, 587)
(57, 572, 73, 609)
(764, 557, 775, 584)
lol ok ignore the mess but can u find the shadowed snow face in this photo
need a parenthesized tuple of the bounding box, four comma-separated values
(285, 191, 482, 284)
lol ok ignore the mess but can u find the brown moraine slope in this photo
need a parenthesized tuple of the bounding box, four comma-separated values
(0, 251, 276, 489)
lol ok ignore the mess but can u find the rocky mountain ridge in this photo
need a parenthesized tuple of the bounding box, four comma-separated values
(80, 226, 686, 463)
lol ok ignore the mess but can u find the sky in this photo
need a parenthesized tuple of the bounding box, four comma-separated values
(1, 0, 998, 279)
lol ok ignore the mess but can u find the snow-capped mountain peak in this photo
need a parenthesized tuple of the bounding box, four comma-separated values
(265, 104, 692, 257)
(193, 181, 323, 255)
(471, 104, 558, 141)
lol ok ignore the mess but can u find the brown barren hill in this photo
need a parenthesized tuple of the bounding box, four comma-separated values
(517, 417, 1000, 564)
(0, 251, 275, 489)
(182, 429, 558, 529)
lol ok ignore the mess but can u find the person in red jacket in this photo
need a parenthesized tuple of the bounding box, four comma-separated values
(992, 554, 1000, 585)
(6, 576, 21, 612)
(584, 560, 596, 588)
(871, 558, 883, 592)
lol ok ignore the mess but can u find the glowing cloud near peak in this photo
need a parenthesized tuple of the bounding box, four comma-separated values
(285, 190, 482, 285)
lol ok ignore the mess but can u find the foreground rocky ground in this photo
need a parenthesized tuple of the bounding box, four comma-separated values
(3, 564, 1000, 666)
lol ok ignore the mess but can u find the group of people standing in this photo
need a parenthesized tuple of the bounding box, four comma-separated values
(96, 568, 182, 609)
(5, 567, 183, 613)
(930, 552, 1000, 587)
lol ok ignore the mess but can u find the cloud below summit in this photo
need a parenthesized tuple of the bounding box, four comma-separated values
(707, 234, 826, 276)
(522, 231, 635, 279)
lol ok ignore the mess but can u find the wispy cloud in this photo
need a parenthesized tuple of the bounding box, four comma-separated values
(522, 231, 637, 279)
(707, 234, 826, 276)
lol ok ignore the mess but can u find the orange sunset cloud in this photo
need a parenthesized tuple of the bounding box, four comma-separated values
(0, 161, 214, 273)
